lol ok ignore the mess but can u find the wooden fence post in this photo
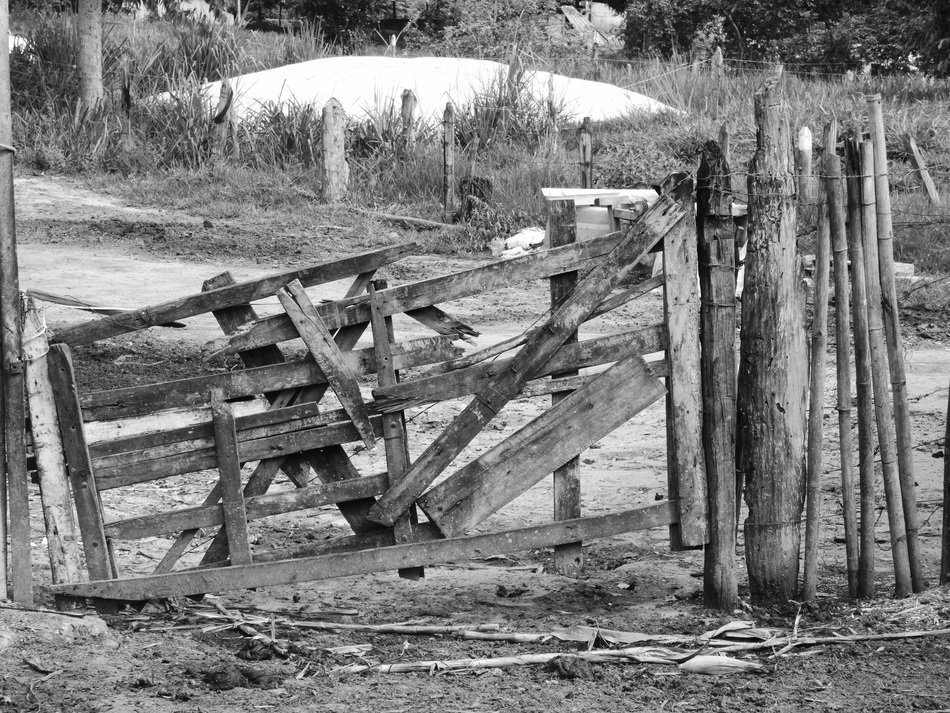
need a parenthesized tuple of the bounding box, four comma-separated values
(548, 199, 583, 577)
(844, 139, 878, 599)
(868, 94, 923, 592)
(443, 103, 456, 223)
(577, 117, 592, 189)
(211, 78, 234, 166)
(825, 120, 859, 598)
(321, 97, 349, 202)
(663, 174, 706, 549)
(400, 89, 417, 153)
(942, 380, 950, 584)
(737, 80, 808, 604)
(23, 299, 83, 587)
(0, 0, 30, 603)
(697, 140, 737, 610)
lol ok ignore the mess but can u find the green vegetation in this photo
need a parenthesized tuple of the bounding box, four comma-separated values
(8, 6, 950, 268)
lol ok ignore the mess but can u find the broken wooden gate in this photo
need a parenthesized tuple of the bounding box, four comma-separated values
(42, 186, 705, 604)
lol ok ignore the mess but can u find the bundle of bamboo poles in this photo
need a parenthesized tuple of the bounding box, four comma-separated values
(802, 95, 923, 600)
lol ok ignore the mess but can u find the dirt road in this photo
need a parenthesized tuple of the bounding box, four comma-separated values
(4, 172, 950, 713)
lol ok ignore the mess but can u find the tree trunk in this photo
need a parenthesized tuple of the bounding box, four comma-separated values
(77, 0, 103, 109)
(737, 79, 808, 604)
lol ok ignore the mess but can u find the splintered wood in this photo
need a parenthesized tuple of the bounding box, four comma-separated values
(38, 196, 699, 602)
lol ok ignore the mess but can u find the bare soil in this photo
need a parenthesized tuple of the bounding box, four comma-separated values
(4, 172, 950, 712)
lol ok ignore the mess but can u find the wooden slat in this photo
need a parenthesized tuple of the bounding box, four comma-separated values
(367, 194, 683, 528)
(207, 231, 634, 358)
(47, 345, 117, 612)
(419, 353, 666, 537)
(278, 280, 376, 449)
(94, 415, 384, 490)
(662, 177, 707, 548)
(105, 474, 390, 540)
(903, 134, 941, 204)
(405, 305, 479, 341)
(370, 281, 425, 579)
(50, 503, 677, 600)
(548, 199, 583, 577)
(211, 395, 252, 566)
(81, 335, 461, 422)
(51, 242, 419, 346)
(372, 325, 667, 413)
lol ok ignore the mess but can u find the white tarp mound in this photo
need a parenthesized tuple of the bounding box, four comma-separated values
(199, 56, 676, 123)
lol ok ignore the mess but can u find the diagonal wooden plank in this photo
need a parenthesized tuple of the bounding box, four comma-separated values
(52, 242, 418, 346)
(405, 305, 479, 341)
(367, 195, 685, 526)
(210, 394, 252, 567)
(418, 354, 666, 537)
(278, 280, 376, 449)
(50, 503, 677, 600)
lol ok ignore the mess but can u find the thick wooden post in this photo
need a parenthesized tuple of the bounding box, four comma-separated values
(868, 94, 923, 592)
(23, 300, 83, 586)
(943, 380, 950, 584)
(844, 139, 878, 599)
(737, 80, 808, 604)
(663, 175, 706, 549)
(825, 121, 859, 598)
(442, 103, 456, 223)
(211, 79, 234, 165)
(548, 199, 583, 577)
(697, 141, 737, 610)
(858, 140, 912, 598)
(0, 0, 30, 604)
(577, 117, 592, 189)
(321, 98, 349, 202)
(802, 151, 831, 602)
(400, 89, 417, 153)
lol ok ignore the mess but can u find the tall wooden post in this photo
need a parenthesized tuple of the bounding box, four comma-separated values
(0, 0, 31, 605)
(868, 94, 923, 592)
(737, 80, 808, 603)
(400, 89, 417, 153)
(844, 139, 878, 599)
(577, 117, 592, 189)
(942, 381, 950, 584)
(697, 140, 737, 610)
(442, 103, 456, 223)
(321, 98, 349, 202)
(858, 140, 912, 598)
(825, 121, 859, 598)
(548, 199, 583, 576)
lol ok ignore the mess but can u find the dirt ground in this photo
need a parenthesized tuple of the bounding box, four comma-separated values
(3, 172, 950, 712)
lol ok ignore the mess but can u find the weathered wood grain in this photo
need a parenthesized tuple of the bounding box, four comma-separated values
(211, 395, 252, 566)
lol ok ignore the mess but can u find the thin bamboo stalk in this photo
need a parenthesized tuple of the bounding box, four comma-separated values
(867, 94, 923, 592)
(844, 139, 877, 598)
(859, 140, 911, 598)
(943, 378, 950, 584)
(825, 121, 858, 597)
(802, 162, 831, 602)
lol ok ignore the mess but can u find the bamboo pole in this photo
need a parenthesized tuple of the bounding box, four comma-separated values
(802, 156, 831, 602)
(943, 378, 950, 584)
(442, 103, 456, 223)
(867, 94, 923, 593)
(859, 140, 911, 598)
(697, 139, 738, 611)
(844, 139, 878, 599)
(22, 300, 83, 586)
(0, 0, 30, 605)
(825, 121, 859, 597)
(577, 117, 592, 189)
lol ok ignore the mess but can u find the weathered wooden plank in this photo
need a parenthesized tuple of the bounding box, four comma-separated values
(662, 176, 707, 549)
(419, 354, 667, 537)
(47, 345, 117, 612)
(105, 474, 390, 540)
(23, 302, 83, 585)
(211, 395, 252, 566)
(278, 280, 376, 449)
(207, 231, 634, 358)
(372, 325, 667, 413)
(370, 281, 425, 579)
(903, 133, 941, 204)
(548, 199, 583, 577)
(52, 243, 418, 347)
(94, 415, 384, 489)
(50, 503, 677, 600)
(81, 336, 461, 421)
(405, 305, 479, 341)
